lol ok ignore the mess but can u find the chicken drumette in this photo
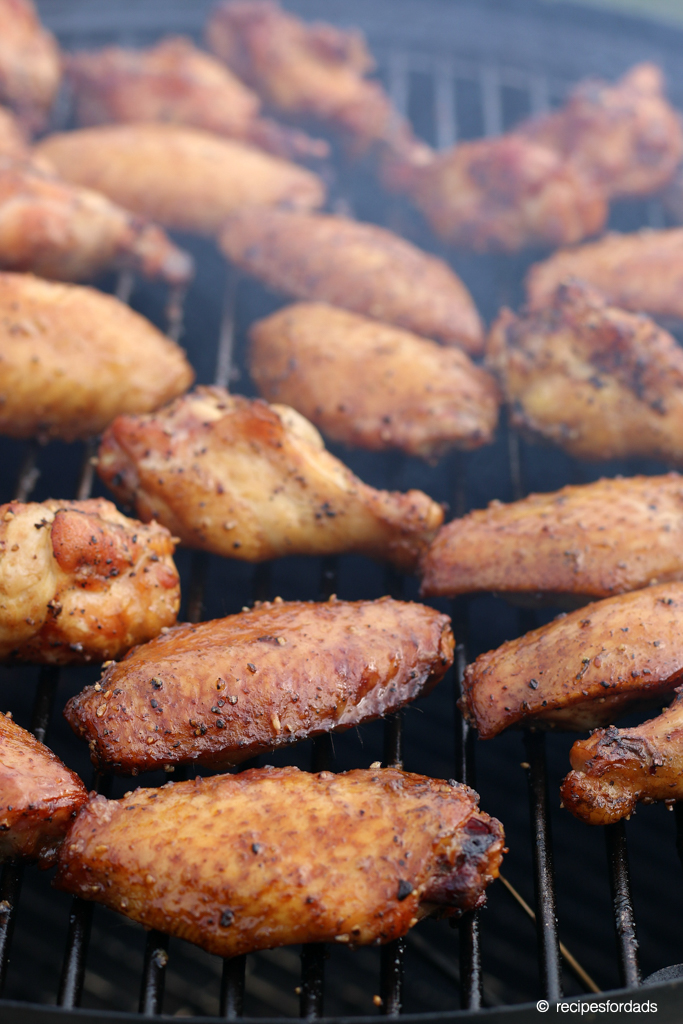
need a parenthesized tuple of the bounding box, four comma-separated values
(0, 0, 61, 132)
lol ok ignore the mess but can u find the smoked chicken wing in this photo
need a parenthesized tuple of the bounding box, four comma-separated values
(0, 499, 179, 664)
(0, 0, 60, 132)
(219, 208, 484, 353)
(0, 711, 86, 866)
(0, 104, 27, 159)
(487, 280, 683, 463)
(54, 766, 504, 955)
(35, 124, 325, 236)
(461, 582, 683, 739)
(96, 388, 443, 572)
(249, 303, 498, 459)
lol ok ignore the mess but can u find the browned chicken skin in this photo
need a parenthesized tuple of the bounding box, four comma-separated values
(0, 272, 193, 441)
(219, 208, 484, 353)
(0, 711, 87, 866)
(97, 388, 443, 573)
(0, 104, 27, 158)
(487, 280, 683, 463)
(54, 767, 504, 955)
(562, 688, 683, 825)
(65, 596, 454, 774)
(65, 37, 328, 162)
(249, 303, 499, 460)
(0, 499, 179, 664)
(35, 124, 326, 236)
(0, 0, 60, 132)
(421, 474, 683, 605)
(462, 582, 683, 739)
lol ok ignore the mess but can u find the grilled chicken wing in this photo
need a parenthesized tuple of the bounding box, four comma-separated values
(0, 272, 193, 441)
(0, 0, 60, 132)
(487, 280, 683, 463)
(562, 687, 683, 825)
(0, 499, 179, 664)
(96, 388, 443, 572)
(0, 711, 86, 866)
(249, 303, 498, 460)
(219, 209, 484, 353)
(65, 37, 328, 162)
(422, 474, 683, 604)
(35, 124, 325, 236)
(462, 582, 683, 739)
(0, 104, 27, 158)
(55, 766, 504, 955)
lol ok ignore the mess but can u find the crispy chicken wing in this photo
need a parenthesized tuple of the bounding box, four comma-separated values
(96, 388, 443, 572)
(487, 280, 683, 463)
(0, 104, 27, 158)
(219, 209, 484, 352)
(0, 499, 179, 664)
(461, 582, 683, 739)
(0, 0, 60, 132)
(54, 766, 504, 955)
(65, 596, 454, 774)
(249, 303, 498, 459)
(422, 474, 683, 604)
(35, 124, 326, 236)
(0, 711, 86, 866)
(0, 272, 193, 441)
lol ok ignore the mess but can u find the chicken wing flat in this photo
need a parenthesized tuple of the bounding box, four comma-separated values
(219, 209, 484, 353)
(34, 124, 326, 236)
(0, 157, 193, 285)
(561, 687, 683, 825)
(65, 596, 453, 774)
(54, 766, 504, 955)
(422, 474, 683, 604)
(0, 0, 60, 132)
(0, 498, 179, 664)
(487, 280, 683, 463)
(462, 582, 683, 739)
(0, 273, 193, 441)
(96, 388, 443, 572)
(0, 104, 27, 159)
(249, 303, 498, 460)
(518, 64, 683, 199)
(0, 711, 86, 866)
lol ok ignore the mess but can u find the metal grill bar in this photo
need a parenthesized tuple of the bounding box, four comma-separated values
(221, 956, 246, 1018)
(58, 900, 94, 1008)
(139, 932, 170, 1014)
(605, 822, 641, 989)
(0, 865, 22, 995)
(379, 711, 404, 1016)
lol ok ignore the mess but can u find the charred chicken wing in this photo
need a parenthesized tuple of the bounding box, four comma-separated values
(97, 388, 443, 572)
(0, 711, 86, 866)
(0, 499, 179, 664)
(219, 208, 484, 353)
(54, 766, 504, 955)
(0, 0, 60, 132)
(462, 582, 683, 739)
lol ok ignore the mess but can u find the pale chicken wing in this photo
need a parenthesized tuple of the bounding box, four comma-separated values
(0, 0, 60, 132)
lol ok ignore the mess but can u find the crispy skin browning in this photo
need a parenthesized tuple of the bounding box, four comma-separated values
(0, 0, 60, 132)
(487, 281, 683, 463)
(97, 388, 443, 572)
(0, 104, 27, 158)
(462, 582, 683, 739)
(65, 597, 454, 774)
(0, 273, 193, 441)
(249, 303, 498, 459)
(35, 124, 326, 236)
(518, 64, 683, 199)
(54, 766, 504, 955)
(219, 209, 483, 353)
(0, 499, 179, 664)
(422, 474, 683, 604)
(0, 712, 86, 866)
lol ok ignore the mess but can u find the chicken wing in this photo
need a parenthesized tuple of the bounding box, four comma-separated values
(487, 280, 683, 463)
(34, 124, 326, 236)
(461, 581, 683, 739)
(65, 37, 328, 163)
(0, 0, 60, 132)
(96, 388, 443, 572)
(0, 499, 179, 664)
(518, 64, 683, 199)
(249, 303, 498, 460)
(0, 711, 86, 866)
(561, 688, 683, 825)
(421, 474, 683, 604)
(219, 209, 484, 353)
(0, 104, 27, 158)
(54, 766, 504, 955)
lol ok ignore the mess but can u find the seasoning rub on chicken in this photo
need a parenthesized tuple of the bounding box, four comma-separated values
(97, 388, 443, 572)
(54, 766, 504, 956)
(0, 0, 61, 132)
